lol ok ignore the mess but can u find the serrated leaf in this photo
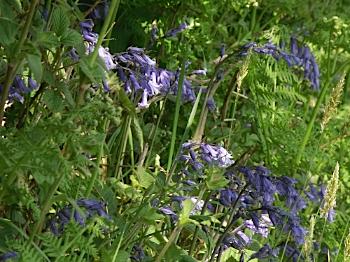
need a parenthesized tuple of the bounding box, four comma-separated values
(118, 88, 136, 115)
(27, 54, 42, 82)
(36, 31, 60, 49)
(79, 56, 105, 83)
(43, 89, 64, 112)
(205, 168, 228, 190)
(136, 166, 155, 188)
(179, 199, 194, 225)
(0, 18, 18, 46)
(132, 117, 143, 152)
(61, 29, 83, 46)
(51, 7, 70, 36)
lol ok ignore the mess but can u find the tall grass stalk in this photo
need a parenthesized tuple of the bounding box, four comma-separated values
(166, 57, 186, 172)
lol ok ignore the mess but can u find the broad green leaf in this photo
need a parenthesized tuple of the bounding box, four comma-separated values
(132, 117, 144, 152)
(51, 7, 70, 36)
(205, 168, 228, 190)
(179, 199, 194, 225)
(61, 29, 83, 46)
(79, 56, 105, 83)
(136, 166, 155, 188)
(118, 88, 136, 115)
(0, 18, 18, 46)
(36, 31, 60, 49)
(26, 54, 42, 82)
(220, 247, 240, 262)
(43, 90, 64, 113)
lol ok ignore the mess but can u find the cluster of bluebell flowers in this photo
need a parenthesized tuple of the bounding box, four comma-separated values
(114, 47, 196, 108)
(0, 76, 38, 104)
(75, 20, 196, 108)
(179, 141, 234, 173)
(48, 198, 109, 235)
(241, 37, 320, 90)
(0, 251, 18, 262)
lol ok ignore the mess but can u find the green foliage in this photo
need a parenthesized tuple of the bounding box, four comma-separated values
(0, 0, 350, 261)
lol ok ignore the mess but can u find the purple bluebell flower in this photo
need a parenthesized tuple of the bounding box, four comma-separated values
(114, 47, 195, 108)
(191, 69, 207, 75)
(250, 244, 279, 260)
(284, 244, 303, 262)
(222, 231, 251, 250)
(98, 47, 116, 70)
(220, 44, 225, 58)
(182, 180, 197, 187)
(241, 37, 320, 90)
(48, 198, 109, 235)
(0, 251, 18, 262)
(244, 213, 272, 238)
(239, 166, 276, 206)
(151, 23, 158, 42)
(180, 142, 234, 171)
(264, 206, 306, 245)
(130, 245, 145, 262)
(164, 22, 188, 38)
(275, 176, 306, 212)
(159, 206, 178, 222)
(207, 97, 216, 112)
(219, 189, 237, 207)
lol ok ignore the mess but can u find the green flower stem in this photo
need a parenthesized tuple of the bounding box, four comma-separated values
(0, 0, 39, 126)
(89, 0, 120, 67)
(77, 0, 120, 106)
(166, 58, 186, 172)
(189, 192, 210, 256)
(85, 119, 109, 196)
(29, 170, 65, 243)
(115, 115, 132, 179)
(295, 28, 333, 167)
(155, 224, 183, 262)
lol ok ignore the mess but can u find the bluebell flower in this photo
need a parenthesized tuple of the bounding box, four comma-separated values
(244, 213, 272, 238)
(180, 142, 234, 172)
(164, 22, 188, 38)
(219, 188, 237, 207)
(241, 37, 320, 90)
(159, 206, 178, 222)
(207, 97, 216, 112)
(249, 244, 279, 260)
(130, 245, 145, 262)
(220, 44, 226, 58)
(0, 251, 18, 262)
(48, 198, 109, 235)
(239, 166, 276, 206)
(114, 47, 195, 108)
(284, 244, 303, 262)
(275, 176, 306, 212)
(264, 206, 306, 245)
(191, 69, 207, 75)
(98, 47, 116, 70)
(222, 231, 251, 250)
